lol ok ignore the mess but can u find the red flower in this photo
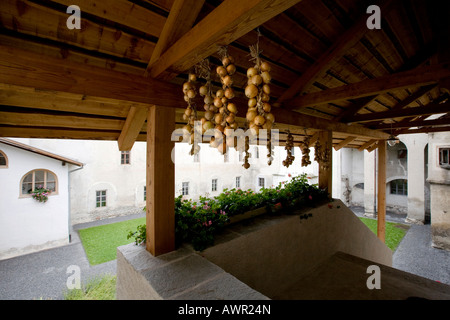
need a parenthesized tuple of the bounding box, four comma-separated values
(328, 204, 333, 209)
(308, 195, 313, 200)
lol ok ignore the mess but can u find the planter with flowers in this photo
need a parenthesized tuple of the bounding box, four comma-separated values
(31, 186, 51, 203)
(128, 174, 329, 251)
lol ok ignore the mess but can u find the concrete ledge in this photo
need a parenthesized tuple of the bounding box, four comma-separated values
(116, 243, 269, 300)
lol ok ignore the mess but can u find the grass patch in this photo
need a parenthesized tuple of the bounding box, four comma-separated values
(359, 217, 409, 251)
(64, 274, 116, 300)
(78, 217, 145, 265)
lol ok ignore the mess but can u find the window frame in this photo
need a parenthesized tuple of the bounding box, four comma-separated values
(439, 147, 450, 169)
(0, 150, 8, 168)
(236, 176, 241, 189)
(258, 177, 265, 189)
(96, 190, 107, 207)
(121, 151, 131, 165)
(20, 169, 58, 198)
(390, 179, 407, 196)
(182, 182, 189, 196)
(211, 178, 218, 192)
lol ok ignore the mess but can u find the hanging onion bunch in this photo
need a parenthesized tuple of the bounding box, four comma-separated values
(245, 38, 275, 165)
(182, 72, 200, 155)
(242, 136, 250, 169)
(314, 140, 330, 171)
(282, 130, 295, 168)
(212, 47, 238, 154)
(299, 131, 312, 167)
(195, 59, 218, 150)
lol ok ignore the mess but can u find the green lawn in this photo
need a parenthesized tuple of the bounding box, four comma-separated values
(78, 217, 145, 265)
(64, 274, 116, 300)
(359, 217, 409, 251)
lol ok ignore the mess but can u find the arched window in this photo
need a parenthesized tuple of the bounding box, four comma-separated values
(20, 169, 58, 196)
(0, 150, 8, 168)
(390, 179, 407, 196)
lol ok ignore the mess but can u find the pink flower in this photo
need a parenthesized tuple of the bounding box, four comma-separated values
(208, 220, 212, 226)
(308, 195, 313, 200)
(288, 173, 291, 177)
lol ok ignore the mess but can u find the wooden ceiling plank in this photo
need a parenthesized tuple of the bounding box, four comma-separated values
(0, 0, 155, 63)
(118, 106, 149, 151)
(147, 0, 303, 79)
(276, 0, 394, 105)
(285, 63, 450, 110)
(52, 0, 167, 38)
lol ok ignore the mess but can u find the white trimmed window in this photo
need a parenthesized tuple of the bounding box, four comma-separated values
(236, 176, 241, 188)
(96, 190, 107, 207)
(182, 182, 189, 196)
(21, 169, 57, 196)
(258, 177, 265, 188)
(212, 179, 218, 192)
(121, 151, 130, 164)
(0, 150, 7, 168)
(439, 148, 450, 169)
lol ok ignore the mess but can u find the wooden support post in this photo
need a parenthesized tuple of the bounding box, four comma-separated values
(146, 105, 175, 256)
(318, 130, 333, 197)
(377, 140, 387, 242)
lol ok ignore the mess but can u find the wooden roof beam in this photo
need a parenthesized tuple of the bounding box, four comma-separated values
(358, 139, 377, 151)
(284, 63, 450, 110)
(374, 117, 450, 130)
(147, 0, 303, 79)
(276, 0, 393, 105)
(349, 100, 450, 123)
(334, 136, 357, 151)
(0, 45, 183, 108)
(118, 106, 149, 151)
(145, 0, 205, 79)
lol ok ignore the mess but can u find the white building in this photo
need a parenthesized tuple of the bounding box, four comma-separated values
(0, 138, 82, 260)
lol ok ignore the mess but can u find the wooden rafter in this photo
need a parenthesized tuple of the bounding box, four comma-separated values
(349, 100, 450, 123)
(334, 136, 357, 151)
(145, 0, 205, 79)
(284, 63, 450, 110)
(147, 0, 303, 79)
(374, 117, 450, 129)
(118, 107, 149, 151)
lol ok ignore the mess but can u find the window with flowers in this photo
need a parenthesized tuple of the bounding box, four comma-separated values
(20, 169, 57, 200)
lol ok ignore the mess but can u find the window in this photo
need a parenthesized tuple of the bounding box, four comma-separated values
(144, 186, 147, 201)
(121, 151, 130, 164)
(258, 177, 265, 188)
(224, 152, 229, 163)
(0, 150, 7, 168)
(439, 148, 450, 169)
(236, 176, 241, 188)
(194, 152, 200, 163)
(182, 182, 189, 196)
(96, 190, 107, 207)
(390, 179, 407, 196)
(21, 169, 57, 196)
(212, 179, 218, 192)
(254, 146, 259, 159)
